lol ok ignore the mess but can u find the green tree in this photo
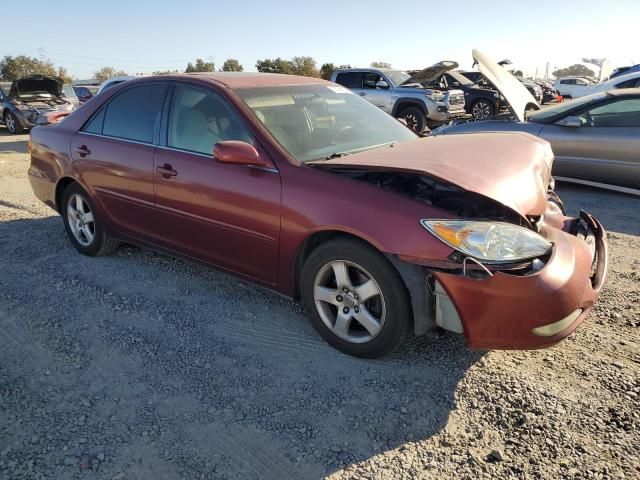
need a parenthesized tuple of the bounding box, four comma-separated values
(255, 58, 293, 74)
(57, 66, 73, 84)
(370, 61, 391, 68)
(552, 64, 595, 78)
(185, 58, 215, 73)
(0, 55, 56, 81)
(319, 63, 335, 80)
(290, 56, 319, 77)
(221, 59, 243, 72)
(94, 67, 129, 83)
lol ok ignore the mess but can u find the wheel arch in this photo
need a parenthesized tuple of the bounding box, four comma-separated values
(292, 229, 433, 336)
(391, 98, 428, 117)
(54, 177, 78, 213)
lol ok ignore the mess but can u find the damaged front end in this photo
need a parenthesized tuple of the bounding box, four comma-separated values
(323, 164, 607, 349)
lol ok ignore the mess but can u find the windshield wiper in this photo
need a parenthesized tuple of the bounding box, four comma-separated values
(322, 141, 398, 161)
(325, 151, 352, 160)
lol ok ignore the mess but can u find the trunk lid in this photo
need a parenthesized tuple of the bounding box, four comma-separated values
(473, 49, 538, 122)
(310, 133, 553, 218)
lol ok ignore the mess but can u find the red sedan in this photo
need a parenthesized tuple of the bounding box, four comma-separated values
(27, 73, 607, 358)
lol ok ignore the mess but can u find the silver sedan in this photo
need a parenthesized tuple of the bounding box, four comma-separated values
(432, 89, 640, 194)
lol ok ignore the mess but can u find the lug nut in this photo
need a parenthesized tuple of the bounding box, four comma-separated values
(354, 306, 359, 313)
(336, 295, 343, 302)
(343, 307, 349, 314)
(354, 294, 359, 300)
(343, 287, 349, 293)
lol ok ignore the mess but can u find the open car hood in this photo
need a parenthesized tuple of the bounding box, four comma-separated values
(402, 61, 458, 85)
(9, 75, 63, 98)
(473, 49, 538, 122)
(310, 133, 553, 219)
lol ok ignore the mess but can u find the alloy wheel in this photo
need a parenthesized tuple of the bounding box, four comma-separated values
(66, 194, 95, 246)
(313, 260, 386, 343)
(402, 113, 418, 132)
(472, 101, 492, 119)
(5, 113, 16, 134)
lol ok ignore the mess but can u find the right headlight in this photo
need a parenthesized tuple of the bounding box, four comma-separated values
(425, 90, 445, 102)
(421, 220, 552, 263)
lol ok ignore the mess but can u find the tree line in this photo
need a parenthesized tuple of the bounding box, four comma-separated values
(0, 54, 599, 84)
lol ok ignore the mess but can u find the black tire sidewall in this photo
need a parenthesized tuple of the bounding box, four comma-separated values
(301, 239, 412, 358)
(398, 107, 426, 133)
(61, 183, 107, 256)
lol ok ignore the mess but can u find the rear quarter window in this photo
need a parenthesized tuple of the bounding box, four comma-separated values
(334, 72, 363, 89)
(101, 84, 167, 143)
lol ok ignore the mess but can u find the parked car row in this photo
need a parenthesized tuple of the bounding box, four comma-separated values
(432, 50, 640, 195)
(554, 70, 640, 99)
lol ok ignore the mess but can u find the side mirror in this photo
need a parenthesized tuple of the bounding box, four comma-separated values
(554, 115, 582, 128)
(375, 80, 389, 89)
(213, 141, 267, 166)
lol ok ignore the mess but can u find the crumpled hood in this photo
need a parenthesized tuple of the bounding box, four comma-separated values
(9, 75, 63, 98)
(473, 49, 538, 122)
(402, 61, 458, 85)
(310, 133, 554, 218)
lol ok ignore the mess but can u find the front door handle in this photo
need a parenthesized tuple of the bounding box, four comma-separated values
(358, 92, 367, 96)
(75, 145, 91, 157)
(156, 164, 177, 177)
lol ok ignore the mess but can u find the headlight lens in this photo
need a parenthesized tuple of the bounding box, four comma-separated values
(421, 220, 552, 263)
(425, 91, 445, 102)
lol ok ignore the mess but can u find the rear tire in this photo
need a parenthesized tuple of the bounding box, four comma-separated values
(301, 238, 412, 358)
(61, 183, 119, 256)
(396, 106, 427, 134)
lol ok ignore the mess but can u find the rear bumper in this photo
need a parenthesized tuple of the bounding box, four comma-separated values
(432, 211, 607, 349)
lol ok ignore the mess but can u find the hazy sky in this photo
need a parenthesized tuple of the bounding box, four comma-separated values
(2, 0, 638, 79)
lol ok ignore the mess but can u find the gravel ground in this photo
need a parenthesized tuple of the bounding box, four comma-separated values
(0, 128, 638, 480)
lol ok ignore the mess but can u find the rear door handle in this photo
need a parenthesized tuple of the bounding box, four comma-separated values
(156, 164, 177, 177)
(75, 145, 91, 157)
(358, 92, 367, 96)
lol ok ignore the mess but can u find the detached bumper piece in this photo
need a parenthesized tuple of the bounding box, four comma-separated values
(432, 211, 607, 350)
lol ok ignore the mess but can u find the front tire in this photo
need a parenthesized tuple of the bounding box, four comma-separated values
(61, 183, 119, 256)
(396, 106, 427, 134)
(301, 238, 412, 358)
(471, 99, 494, 120)
(4, 111, 22, 135)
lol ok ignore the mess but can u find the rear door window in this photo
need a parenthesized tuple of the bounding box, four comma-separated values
(100, 84, 167, 143)
(334, 72, 363, 89)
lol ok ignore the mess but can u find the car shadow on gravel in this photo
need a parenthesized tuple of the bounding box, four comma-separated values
(0, 215, 485, 479)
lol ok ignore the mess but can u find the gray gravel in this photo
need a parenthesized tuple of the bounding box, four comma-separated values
(1, 128, 639, 479)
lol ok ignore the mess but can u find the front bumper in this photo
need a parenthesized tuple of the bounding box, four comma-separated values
(432, 211, 607, 349)
(429, 105, 468, 123)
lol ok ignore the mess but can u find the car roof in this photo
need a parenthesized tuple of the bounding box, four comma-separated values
(139, 72, 332, 89)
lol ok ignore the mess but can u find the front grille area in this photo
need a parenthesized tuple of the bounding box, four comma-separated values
(448, 93, 465, 106)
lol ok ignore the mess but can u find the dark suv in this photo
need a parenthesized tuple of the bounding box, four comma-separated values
(418, 62, 504, 119)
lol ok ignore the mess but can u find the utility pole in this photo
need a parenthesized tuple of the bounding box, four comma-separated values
(545, 62, 550, 80)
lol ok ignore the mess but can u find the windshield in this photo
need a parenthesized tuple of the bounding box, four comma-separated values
(386, 70, 411, 86)
(62, 84, 77, 98)
(528, 92, 610, 123)
(236, 84, 417, 162)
